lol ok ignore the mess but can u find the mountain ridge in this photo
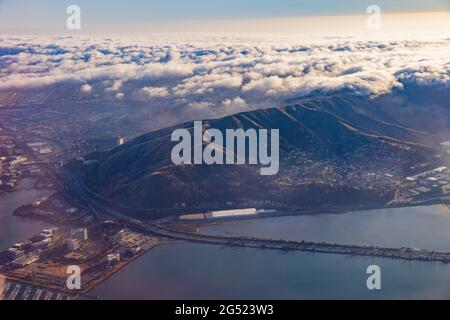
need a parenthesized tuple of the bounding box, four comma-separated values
(76, 97, 435, 217)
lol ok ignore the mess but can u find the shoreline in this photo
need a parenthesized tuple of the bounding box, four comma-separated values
(81, 239, 179, 299)
(2, 185, 449, 300)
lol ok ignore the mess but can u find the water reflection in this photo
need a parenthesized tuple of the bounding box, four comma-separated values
(0, 178, 50, 251)
(203, 206, 450, 251)
(91, 206, 450, 299)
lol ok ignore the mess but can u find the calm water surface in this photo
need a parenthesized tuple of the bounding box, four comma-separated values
(92, 205, 450, 299)
(203, 206, 450, 251)
(0, 178, 51, 251)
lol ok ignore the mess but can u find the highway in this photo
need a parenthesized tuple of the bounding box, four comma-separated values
(52, 165, 450, 265)
(16, 139, 450, 265)
(126, 221, 450, 264)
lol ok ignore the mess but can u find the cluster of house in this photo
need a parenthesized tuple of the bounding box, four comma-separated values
(402, 166, 450, 199)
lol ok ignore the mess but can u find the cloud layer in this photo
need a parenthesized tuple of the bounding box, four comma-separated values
(0, 35, 449, 115)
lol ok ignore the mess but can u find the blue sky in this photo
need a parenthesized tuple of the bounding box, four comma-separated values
(0, 0, 448, 34)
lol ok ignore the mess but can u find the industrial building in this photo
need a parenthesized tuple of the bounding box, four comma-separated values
(70, 228, 88, 241)
(122, 246, 141, 258)
(41, 229, 54, 237)
(31, 238, 51, 250)
(7, 248, 24, 259)
(179, 213, 206, 220)
(12, 240, 31, 251)
(66, 239, 81, 251)
(106, 253, 121, 267)
(205, 208, 257, 219)
(11, 253, 39, 268)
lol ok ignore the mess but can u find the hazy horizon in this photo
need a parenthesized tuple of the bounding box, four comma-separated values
(0, 0, 449, 36)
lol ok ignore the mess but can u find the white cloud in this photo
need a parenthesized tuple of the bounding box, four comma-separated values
(0, 35, 449, 114)
(222, 97, 247, 108)
(242, 76, 284, 95)
(188, 101, 214, 109)
(105, 80, 123, 92)
(139, 86, 169, 98)
(80, 84, 92, 93)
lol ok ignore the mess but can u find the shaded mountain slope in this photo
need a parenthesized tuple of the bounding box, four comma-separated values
(78, 98, 434, 217)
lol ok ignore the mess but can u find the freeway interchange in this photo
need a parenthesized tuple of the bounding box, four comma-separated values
(6, 136, 450, 301)
(50, 160, 450, 265)
(17, 135, 450, 266)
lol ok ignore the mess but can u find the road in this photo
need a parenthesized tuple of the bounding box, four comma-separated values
(48, 162, 450, 265)
(16, 138, 450, 265)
